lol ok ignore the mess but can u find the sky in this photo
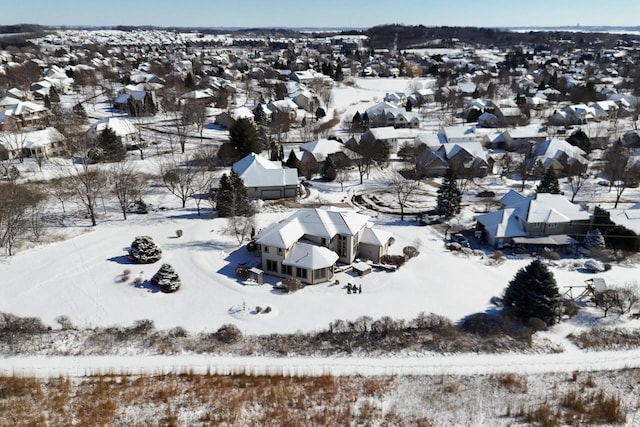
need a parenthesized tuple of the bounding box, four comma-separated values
(1, 0, 640, 29)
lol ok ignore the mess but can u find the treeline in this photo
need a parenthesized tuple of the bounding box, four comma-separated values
(361, 24, 640, 51)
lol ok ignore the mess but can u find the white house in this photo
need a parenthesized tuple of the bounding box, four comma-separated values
(88, 117, 139, 148)
(231, 153, 298, 200)
(255, 207, 393, 284)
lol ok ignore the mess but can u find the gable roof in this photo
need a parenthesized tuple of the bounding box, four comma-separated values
(255, 208, 371, 249)
(232, 153, 298, 188)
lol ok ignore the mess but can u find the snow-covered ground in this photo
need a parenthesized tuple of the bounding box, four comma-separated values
(3, 77, 640, 392)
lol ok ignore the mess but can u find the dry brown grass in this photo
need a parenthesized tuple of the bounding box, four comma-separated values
(491, 372, 528, 393)
(0, 373, 402, 426)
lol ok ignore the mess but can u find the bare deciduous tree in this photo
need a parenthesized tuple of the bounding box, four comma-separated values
(388, 172, 421, 221)
(0, 118, 27, 163)
(159, 155, 202, 208)
(0, 183, 46, 255)
(110, 161, 145, 220)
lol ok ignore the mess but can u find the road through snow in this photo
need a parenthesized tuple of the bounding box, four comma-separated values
(3, 349, 640, 378)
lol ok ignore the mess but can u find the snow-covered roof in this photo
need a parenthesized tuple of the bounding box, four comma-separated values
(533, 139, 588, 164)
(232, 153, 298, 188)
(23, 127, 64, 149)
(367, 126, 419, 141)
(524, 193, 590, 223)
(255, 208, 371, 249)
(607, 204, 640, 234)
(360, 226, 393, 247)
(475, 208, 527, 240)
(282, 241, 339, 270)
(299, 139, 344, 157)
(90, 117, 137, 137)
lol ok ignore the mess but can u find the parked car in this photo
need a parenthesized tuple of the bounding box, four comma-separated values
(584, 259, 606, 273)
(451, 233, 471, 248)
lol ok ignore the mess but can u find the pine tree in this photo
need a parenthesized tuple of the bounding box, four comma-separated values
(503, 259, 561, 326)
(584, 228, 606, 249)
(229, 118, 261, 158)
(436, 170, 461, 218)
(536, 168, 561, 194)
(98, 126, 127, 162)
(215, 171, 254, 218)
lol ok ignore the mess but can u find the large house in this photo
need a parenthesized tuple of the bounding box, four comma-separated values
(231, 153, 299, 200)
(475, 190, 591, 249)
(255, 208, 393, 284)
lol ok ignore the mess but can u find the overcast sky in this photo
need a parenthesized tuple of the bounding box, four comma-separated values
(2, 0, 639, 29)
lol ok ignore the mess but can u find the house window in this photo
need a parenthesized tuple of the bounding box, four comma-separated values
(277, 248, 283, 255)
(321, 238, 326, 246)
(282, 264, 292, 275)
(313, 269, 326, 280)
(263, 245, 269, 253)
(548, 223, 557, 228)
(296, 268, 307, 279)
(266, 260, 278, 272)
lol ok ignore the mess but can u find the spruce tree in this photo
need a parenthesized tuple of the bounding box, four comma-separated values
(215, 171, 253, 217)
(503, 259, 561, 326)
(98, 126, 127, 162)
(436, 170, 461, 218)
(536, 168, 561, 194)
(229, 117, 261, 158)
(583, 228, 606, 249)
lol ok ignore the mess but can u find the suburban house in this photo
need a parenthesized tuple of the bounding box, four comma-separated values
(299, 138, 344, 177)
(231, 153, 299, 200)
(360, 126, 420, 153)
(531, 138, 588, 175)
(113, 90, 157, 115)
(88, 117, 139, 149)
(501, 125, 548, 152)
(23, 127, 66, 159)
(607, 203, 640, 246)
(475, 190, 591, 249)
(437, 141, 493, 178)
(0, 101, 49, 130)
(215, 106, 255, 129)
(255, 207, 393, 284)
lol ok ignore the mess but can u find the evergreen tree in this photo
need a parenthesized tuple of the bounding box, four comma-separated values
(98, 126, 127, 162)
(185, 72, 196, 89)
(229, 117, 261, 158)
(253, 103, 267, 126)
(566, 129, 591, 154)
(215, 171, 254, 218)
(315, 107, 326, 120)
(151, 263, 181, 293)
(583, 228, 605, 249)
(285, 149, 300, 171)
(436, 170, 461, 218)
(361, 112, 370, 128)
(405, 98, 413, 112)
(503, 259, 561, 326)
(536, 168, 561, 194)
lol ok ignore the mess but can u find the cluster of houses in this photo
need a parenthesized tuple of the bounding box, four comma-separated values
(3, 28, 640, 282)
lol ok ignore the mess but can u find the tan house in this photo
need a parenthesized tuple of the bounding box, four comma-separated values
(255, 208, 393, 284)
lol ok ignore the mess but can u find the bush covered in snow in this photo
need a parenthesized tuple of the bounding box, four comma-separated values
(150, 263, 181, 293)
(128, 236, 162, 264)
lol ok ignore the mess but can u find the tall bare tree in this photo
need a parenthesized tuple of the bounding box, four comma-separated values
(110, 161, 145, 220)
(159, 155, 202, 208)
(0, 183, 46, 255)
(0, 118, 27, 163)
(388, 172, 421, 221)
(604, 145, 638, 208)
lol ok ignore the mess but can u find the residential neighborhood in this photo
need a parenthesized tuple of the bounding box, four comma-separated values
(3, 19, 640, 425)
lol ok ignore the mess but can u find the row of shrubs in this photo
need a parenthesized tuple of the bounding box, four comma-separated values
(0, 310, 566, 357)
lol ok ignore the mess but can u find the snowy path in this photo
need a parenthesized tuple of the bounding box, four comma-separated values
(3, 349, 640, 378)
